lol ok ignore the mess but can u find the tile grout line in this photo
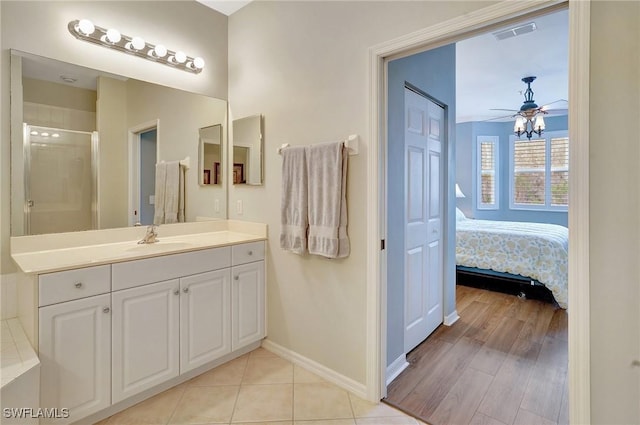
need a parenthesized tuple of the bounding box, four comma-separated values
(229, 354, 251, 424)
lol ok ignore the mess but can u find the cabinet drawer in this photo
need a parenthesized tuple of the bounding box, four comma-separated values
(39, 265, 111, 307)
(112, 247, 231, 291)
(232, 241, 265, 265)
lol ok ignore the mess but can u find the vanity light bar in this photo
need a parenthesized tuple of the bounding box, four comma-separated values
(68, 19, 205, 74)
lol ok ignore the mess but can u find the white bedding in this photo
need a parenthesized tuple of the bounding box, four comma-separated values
(456, 215, 568, 308)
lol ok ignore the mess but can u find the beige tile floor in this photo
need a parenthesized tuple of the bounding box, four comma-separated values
(97, 347, 428, 425)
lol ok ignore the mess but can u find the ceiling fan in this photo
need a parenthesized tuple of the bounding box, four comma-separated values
(487, 76, 568, 139)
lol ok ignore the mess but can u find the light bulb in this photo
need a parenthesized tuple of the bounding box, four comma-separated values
(30, 131, 38, 136)
(153, 44, 167, 58)
(193, 57, 205, 69)
(41, 132, 50, 137)
(131, 36, 145, 51)
(77, 19, 95, 36)
(174, 51, 187, 64)
(106, 28, 121, 44)
(52, 133, 60, 138)
(514, 116, 525, 133)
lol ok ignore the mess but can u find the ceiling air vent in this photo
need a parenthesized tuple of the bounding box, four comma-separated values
(493, 22, 537, 41)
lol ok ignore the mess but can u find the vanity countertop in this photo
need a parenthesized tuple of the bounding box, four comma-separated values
(11, 220, 267, 275)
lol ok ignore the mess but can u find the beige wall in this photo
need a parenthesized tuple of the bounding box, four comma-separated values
(0, 0, 228, 274)
(589, 1, 640, 423)
(96, 76, 128, 229)
(228, 0, 497, 385)
(23, 77, 96, 112)
(229, 1, 640, 421)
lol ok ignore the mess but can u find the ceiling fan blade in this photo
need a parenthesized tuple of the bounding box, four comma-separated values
(540, 99, 569, 110)
(482, 114, 514, 122)
(489, 108, 518, 112)
(542, 108, 568, 116)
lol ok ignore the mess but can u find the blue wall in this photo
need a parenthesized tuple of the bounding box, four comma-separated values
(455, 115, 568, 226)
(387, 44, 456, 368)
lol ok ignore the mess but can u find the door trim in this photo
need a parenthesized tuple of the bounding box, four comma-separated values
(366, 2, 591, 425)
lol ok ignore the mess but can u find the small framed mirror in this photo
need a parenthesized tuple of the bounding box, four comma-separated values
(199, 124, 223, 186)
(232, 114, 263, 185)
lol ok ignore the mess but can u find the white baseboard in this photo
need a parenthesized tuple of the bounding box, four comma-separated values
(385, 354, 409, 386)
(444, 310, 459, 326)
(261, 339, 367, 399)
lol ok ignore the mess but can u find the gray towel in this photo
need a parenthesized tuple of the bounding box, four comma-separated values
(280, 146, 308, 254)
(153, 163, 167, 225)
(154, 161, 186, 225)
(306, 141, 350, 258)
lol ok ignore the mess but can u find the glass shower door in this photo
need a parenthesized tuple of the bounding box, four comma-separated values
(24, 125, 98, 235)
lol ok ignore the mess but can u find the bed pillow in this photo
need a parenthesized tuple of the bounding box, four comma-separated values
(456, 207, 467, 221)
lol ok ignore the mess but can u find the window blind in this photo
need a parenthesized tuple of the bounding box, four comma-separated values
(551, 137, 569, 206)
(479, 141, 496, 204)
(513, 139, 546, 205)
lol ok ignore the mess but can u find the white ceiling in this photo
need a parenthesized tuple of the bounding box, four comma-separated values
(196, 0, 252, 16)
(456, 8, 569, 123)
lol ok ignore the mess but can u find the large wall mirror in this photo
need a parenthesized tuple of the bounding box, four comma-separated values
(232, 114, 263, 185)
(10, 50, 228, 236)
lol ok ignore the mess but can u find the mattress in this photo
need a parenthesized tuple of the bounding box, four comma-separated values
(456, 217, 568, 308)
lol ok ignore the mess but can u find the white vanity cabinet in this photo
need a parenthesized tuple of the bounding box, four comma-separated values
(180, 269, 231, 373)
(38, 266, 112, 424)
(111, 279, 180, 403)
(231, 242, 265, 350)
(34, 240, 265, 424)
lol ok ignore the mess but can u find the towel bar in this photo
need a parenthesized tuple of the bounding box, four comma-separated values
(277, 134, 359, 155)
(159, 157, 190, 169)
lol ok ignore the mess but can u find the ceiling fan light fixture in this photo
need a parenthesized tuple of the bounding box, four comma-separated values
(514, 76, 548, 140)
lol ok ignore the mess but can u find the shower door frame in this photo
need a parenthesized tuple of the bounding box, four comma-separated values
(23, 123, 100, 235)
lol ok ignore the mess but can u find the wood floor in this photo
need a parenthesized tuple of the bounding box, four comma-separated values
(384, 284, 568, 425)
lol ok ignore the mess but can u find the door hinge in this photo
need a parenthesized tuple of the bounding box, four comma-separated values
(381, 239, 385, 250)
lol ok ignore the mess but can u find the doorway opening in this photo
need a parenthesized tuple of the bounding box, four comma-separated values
(368, 1, 590, 424)
(129, 121, 159, 226)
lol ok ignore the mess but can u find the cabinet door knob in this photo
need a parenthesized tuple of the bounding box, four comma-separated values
(103, 307, 110, 313)
(234, 275, 239, 281)
(248, 250, 253, 256)
(633, 360, 640, 367)
(174, 289, 180, 295)
(75, 282, 83, 288)
(183, 287, 189, 293)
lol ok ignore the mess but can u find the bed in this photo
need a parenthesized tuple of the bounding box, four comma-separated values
(455, 208, 568, 308)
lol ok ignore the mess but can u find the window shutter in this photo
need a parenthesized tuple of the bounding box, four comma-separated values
(513, 139, 546, 205)
(551, 137, 569, 206)
(479, 141, 496, 204)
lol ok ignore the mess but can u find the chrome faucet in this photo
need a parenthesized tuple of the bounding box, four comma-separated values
(138, 225, 159, 244)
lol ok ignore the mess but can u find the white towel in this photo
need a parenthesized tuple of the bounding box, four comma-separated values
(280, 146, 308, 254)
(154, 161, 186, 225)
(153, 162, 167, 225)
(306, 141, 350, 258)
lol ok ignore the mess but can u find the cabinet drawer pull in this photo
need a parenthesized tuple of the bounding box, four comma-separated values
(174, 289, 180, 295)
(234, 275, 239, 281)
(183, 287, 189, 293)
(103, 307, 110, 313)
(74, 282, 83, 288)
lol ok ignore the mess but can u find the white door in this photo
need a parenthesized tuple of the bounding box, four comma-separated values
(404, 87, 444, 353)
(231, 261, 265, 350)
(180, 269, 231, 373)
(112, 279, 180, 403)
(39, 294, 111, 424)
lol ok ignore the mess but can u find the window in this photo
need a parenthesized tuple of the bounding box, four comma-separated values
(476, 136, 499, 209)
(509, 131, 569, 210)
